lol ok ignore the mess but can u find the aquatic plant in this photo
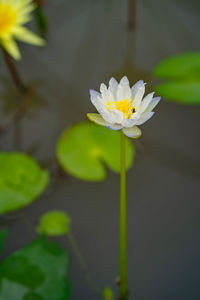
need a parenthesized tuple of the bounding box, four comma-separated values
(37, 210, 101, 296)
(153, 52, 200, 105)
(88, 76, 161, 299)
(0, 231, 71, 300)
(0, 152, 49, 215)
(56, 122, 134, 181)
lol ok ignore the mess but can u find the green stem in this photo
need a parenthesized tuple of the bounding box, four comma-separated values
(67, 232, 101, 294)
(119, 131, 128, 299)
(67, 231, 87, 270)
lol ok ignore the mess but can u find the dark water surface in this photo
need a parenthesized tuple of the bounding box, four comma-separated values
(0, 0, 200, 299)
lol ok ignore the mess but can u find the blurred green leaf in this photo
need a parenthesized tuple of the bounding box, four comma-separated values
(37, 211, 71, 236)
(153, 52, 200, 80)
(0, 279, 29, 300)
(0, 229, 8, 257)
(0, 152, 50, 215)
(103, 286, 114, 300)
(0, 237, 71, 300)
(155, 82, 200, 105)
(56, 122, 134, 181)
(153, 52, 200, 105)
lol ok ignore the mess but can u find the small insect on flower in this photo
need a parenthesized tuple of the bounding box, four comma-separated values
(0, 0, 45, 60)
(87, 76, 161, 138)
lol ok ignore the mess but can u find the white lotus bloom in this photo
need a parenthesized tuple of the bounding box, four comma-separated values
(87, 76, 161, 138)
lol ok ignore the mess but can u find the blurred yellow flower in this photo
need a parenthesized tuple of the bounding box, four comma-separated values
(0, 0, 45, 60)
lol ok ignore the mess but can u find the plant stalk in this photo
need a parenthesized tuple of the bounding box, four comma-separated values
(67, 232, 101, 294)
(1, 47, 27, 94)
(119, 131, 128, 299)
(127, 0, 136, 30)
(67, 231, 87, 270)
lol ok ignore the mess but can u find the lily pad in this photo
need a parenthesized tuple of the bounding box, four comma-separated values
(37, 211, 71, 236)
(0, 152, 49, 215)
(153, 52, 200, 105)
(155, 82, 200, 105)
(153, 52, 200, 80)
(56, 122, 134, 181)
(0, 237, 71, 300)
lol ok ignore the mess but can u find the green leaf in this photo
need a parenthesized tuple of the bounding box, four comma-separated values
(0, 152, 50, 215)
(0, 229, 8, 257)
(35, 7, 48, 35)
(56, 122, 134, 181)
(0, 279, 29, 300)
(0, 237, 71, 300)
(155, 82, 200, 105)
(153, 52, 200, 80)
(37, 211, 71, 236)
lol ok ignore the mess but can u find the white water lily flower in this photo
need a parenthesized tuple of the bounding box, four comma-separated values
(87, 76, 161, 138)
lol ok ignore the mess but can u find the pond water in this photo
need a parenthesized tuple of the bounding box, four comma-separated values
(0, 0, 200, 299)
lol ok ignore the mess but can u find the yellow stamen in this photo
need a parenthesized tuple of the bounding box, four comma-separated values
(0, 4, 17, 37)
(106, 98, 136, 119)
(115, 99, 131, 115)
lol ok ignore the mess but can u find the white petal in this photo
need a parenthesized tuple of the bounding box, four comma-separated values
(90, 90, 104, 110)
(119, 76, 129, 85)
(109, 77, 118, 89)
(130, 109, 141, 120)
(136, 112, 154, 125)
(100, 83, 114, 102)
(144, 96, 161, 113)
(90, 91, 115, 123)
(87, 113, 107, 126)
(116, 76, 131, 101)
(106, 124, 122, 130)
(100, 83, 107, 94)
(121, 118, 138, 128)
(90, 89, 101, 98)
(123, 126, 141, 138)
(112, 110, 123, 124)
(100, 111, 116, 124)
(131, 80, 145, 107)
(108, 77, 118, 99)
(139, 92, 154, 113)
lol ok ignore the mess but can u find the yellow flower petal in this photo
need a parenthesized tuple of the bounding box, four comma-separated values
(12, 26, 45, 46)
(1, 36, 21, 60)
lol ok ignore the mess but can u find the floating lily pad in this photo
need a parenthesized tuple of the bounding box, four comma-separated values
(153, 52, 200, 80)
(0, 237, 71, 300)
(155, 82, 200, 105)
(153, 52, 200, 105)
(56, 122, 134, 181)
(0, 152, 49, 215)
(37, 211, 71, 236)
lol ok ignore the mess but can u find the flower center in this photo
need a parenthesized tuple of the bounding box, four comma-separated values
(0, 4, 17, 37)
(106, 98, 135, 119)
(115, 99, 131, 115)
